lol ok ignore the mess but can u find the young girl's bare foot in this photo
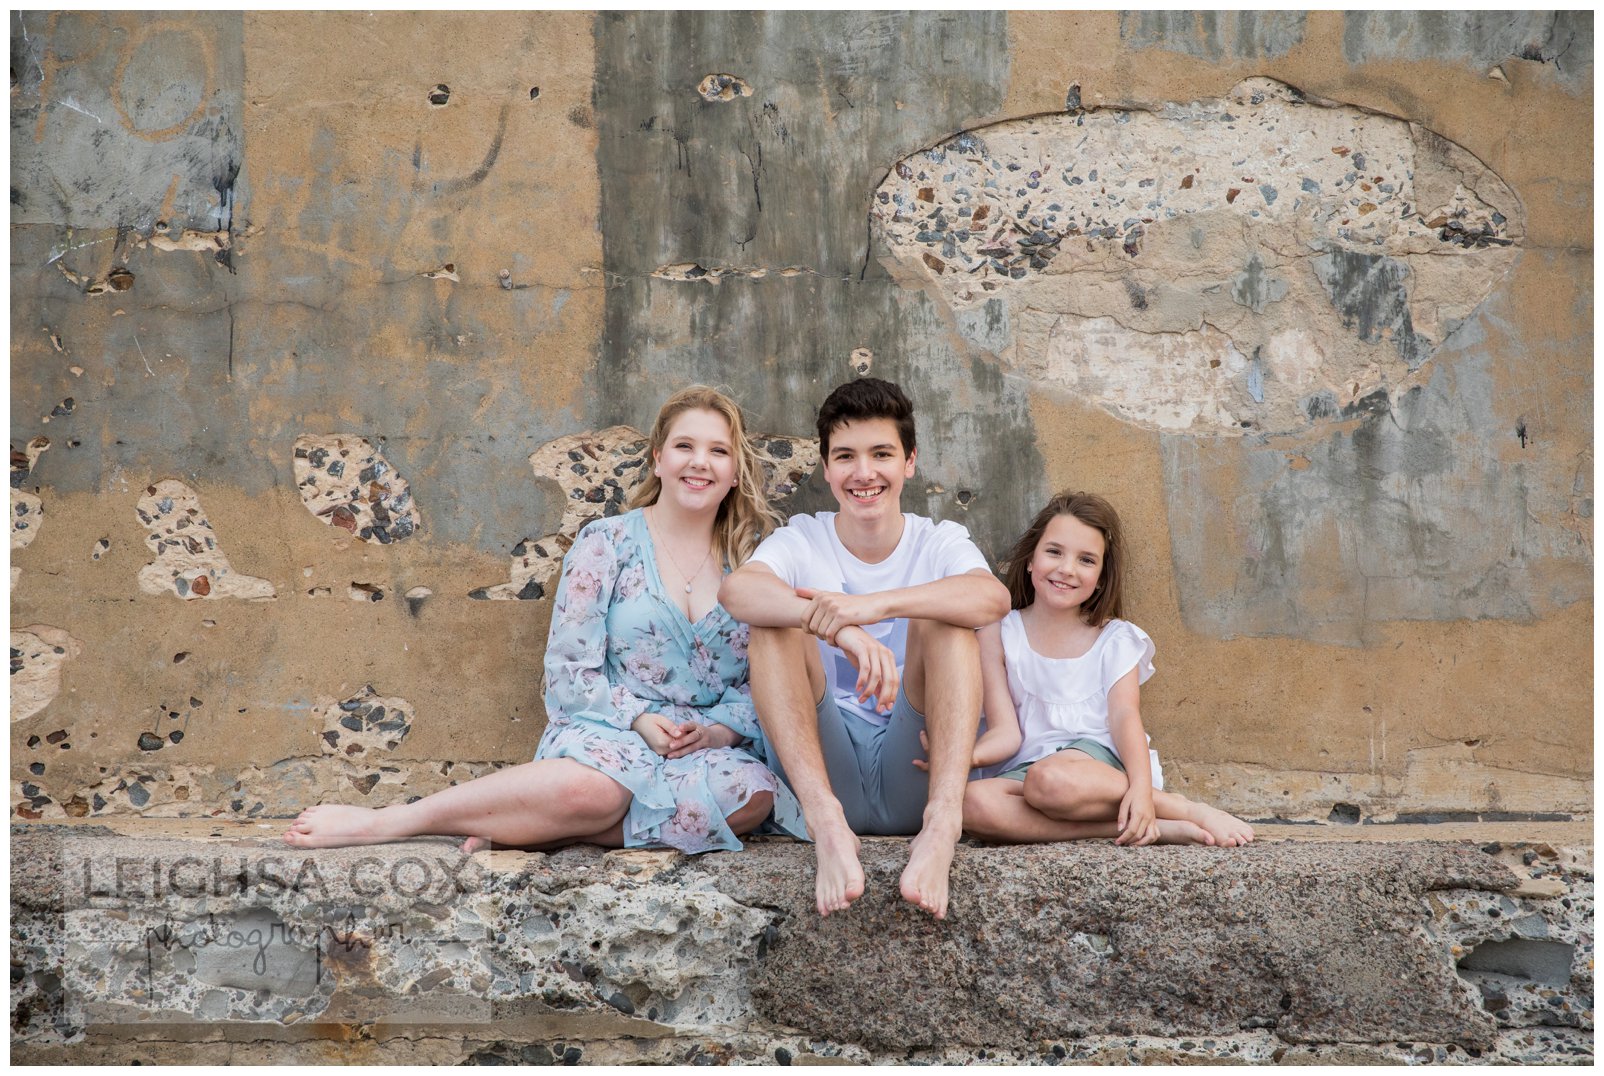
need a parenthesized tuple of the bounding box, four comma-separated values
(1155, 818, 1215, 846)
(814, 820, 865, 916)
(1186, 802, 1255, 847)
(899, 814, 962, 919)
(283, 804, 408, 849)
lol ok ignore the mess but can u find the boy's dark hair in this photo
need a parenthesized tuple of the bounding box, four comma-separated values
(1003, 490, 1126, 626)
(815, 377, 917, 457)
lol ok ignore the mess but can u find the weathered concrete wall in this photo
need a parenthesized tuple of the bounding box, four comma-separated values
(9, 12, 1593, 825)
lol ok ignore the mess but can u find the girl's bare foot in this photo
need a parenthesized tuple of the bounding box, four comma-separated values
(282, 804, 408, 849)
(1155, 818, 1215, 845)
(461, 835, 490, 854)
(813, 820, 865, 917)
(1186, 802, 1255, 847)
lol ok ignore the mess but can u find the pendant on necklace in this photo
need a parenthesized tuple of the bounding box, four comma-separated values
(684, 582, 693, 594)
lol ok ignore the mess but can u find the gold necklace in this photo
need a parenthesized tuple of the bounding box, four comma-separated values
(646, 507, 714, 595)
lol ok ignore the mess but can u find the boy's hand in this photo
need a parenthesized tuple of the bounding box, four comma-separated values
(1116, 787, 1159, 846)
(834, 625, 899, 714)
(796, 587, 883, 645)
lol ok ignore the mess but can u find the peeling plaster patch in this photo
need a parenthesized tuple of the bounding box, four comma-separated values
(11, 626, 81, 723)
(12, 490, 44, 550)
(292, 435, 420, 544)
(753, 435, 822, 501)
(872, 77, 1522, 436)
(697, 74, 752, 102)
(137, 227, 233, 256)
(135, 480, 276, 601)
(12, 435, 51, 484)
(470, 426, 646, 601)
(849, 348, 875, 376)
(318, 685, 414, 760)
(348, 582, 384, 602)
(1034, 316, 1253, 432)
(652, 263, 809, 283)
(421, 262, 459, 281)
(471, 428, 820, 600)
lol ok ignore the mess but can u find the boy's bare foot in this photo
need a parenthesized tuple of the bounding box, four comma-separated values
(813, 821, 865, 916)
(1187, 802, 1255, 847)
(283, 804, 405, 849)
(461, 835, 490, 854)
(899, 814, 962, 919)
(1155, 818, 1215, 845)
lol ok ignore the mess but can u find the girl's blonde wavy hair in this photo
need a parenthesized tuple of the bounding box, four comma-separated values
(626, 385, 782, 568)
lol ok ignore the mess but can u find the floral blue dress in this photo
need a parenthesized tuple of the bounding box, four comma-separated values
(535, 509, 806, 853)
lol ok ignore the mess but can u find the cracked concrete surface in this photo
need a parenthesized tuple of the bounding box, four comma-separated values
(873, 77, 1521, 437)
(10, 822, 1593, 1064)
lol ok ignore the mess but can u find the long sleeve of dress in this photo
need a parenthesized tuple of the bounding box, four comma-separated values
(543, 522, 651, 732)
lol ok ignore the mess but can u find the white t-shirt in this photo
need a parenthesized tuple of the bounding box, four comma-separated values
(991, 610, 1165, 789)
(749, 512, 990, 726)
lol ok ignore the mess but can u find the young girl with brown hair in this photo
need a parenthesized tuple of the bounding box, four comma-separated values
(957, 491, 1255, 848)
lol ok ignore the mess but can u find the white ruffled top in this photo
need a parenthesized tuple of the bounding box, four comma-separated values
(993, 610, 1164, 789)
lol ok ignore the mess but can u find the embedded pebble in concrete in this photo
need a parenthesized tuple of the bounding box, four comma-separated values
(471, 428, 819, 600)
(12, 490, 43, 550)
(292, 435, 421, 545)
(697, 73, 752, 102)
(316, 684, 414, 760)
(871, 77, 1522, 436)
(134, 480, 276, 601)
(10, 625, 81, 722)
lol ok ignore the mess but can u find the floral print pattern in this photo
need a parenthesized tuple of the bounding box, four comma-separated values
(536, 510, 806, 853)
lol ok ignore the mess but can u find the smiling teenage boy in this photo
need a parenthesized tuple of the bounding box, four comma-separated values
(719, 378, 1009, 918)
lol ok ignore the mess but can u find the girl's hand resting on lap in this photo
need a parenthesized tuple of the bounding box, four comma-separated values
(1116, 787, 1160, 846)
(632, 712, 742, 758)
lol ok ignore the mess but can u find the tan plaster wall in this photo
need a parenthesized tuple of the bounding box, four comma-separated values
(10, 11, 1592, 824)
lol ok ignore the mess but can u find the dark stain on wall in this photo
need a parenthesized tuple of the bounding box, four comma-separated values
(1311, 249, 1431, 371)
(593, 11, 1043, 560)
(1119, 11, 1307, 61)
(1162, 334, 1592, 646)
(1343, 11, 1593, 85)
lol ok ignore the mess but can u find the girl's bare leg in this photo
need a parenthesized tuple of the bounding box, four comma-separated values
(462, 790, 776, 854)
(283, 758, 631, 850)
(963, 779, 1212, 845)
(1022, 752, 1256, 847)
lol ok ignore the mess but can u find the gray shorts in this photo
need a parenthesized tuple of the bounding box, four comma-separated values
(999, 738, 1124, 782)
(765, 689, 931, 836)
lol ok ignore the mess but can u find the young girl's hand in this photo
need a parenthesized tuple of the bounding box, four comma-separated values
(1115, 787, 1159, 846)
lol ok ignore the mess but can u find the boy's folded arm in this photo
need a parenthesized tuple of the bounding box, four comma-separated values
(874, 569, 1010, 629)
(719, 561, 812, 626)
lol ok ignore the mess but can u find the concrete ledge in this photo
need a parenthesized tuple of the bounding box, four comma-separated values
(11, 820, 1593, 1065)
